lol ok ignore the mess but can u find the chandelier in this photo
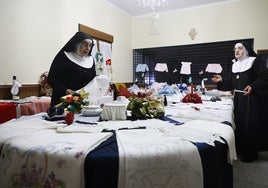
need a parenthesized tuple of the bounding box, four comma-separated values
(139, 0, 168, 11)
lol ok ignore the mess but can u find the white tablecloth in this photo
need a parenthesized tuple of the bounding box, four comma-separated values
(0, 94, 236, 188)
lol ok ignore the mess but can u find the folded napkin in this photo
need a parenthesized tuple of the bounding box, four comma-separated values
(56, 123, 103, 133)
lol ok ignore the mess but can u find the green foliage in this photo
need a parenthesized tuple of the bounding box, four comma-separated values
(127, 97, 165, 119)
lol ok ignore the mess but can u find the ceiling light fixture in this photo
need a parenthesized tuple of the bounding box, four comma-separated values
(139, 0, 168, 11)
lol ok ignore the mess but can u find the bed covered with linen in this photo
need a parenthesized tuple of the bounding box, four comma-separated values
(0, 93, 236, 188)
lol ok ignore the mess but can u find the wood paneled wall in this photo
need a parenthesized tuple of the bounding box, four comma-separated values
(0, 84, 41, 99)
(133, 38, 254, 86)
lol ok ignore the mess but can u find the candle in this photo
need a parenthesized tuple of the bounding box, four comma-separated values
(201, 80, 205, 89)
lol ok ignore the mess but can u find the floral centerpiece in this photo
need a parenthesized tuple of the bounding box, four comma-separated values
(182, 84, 202, 104)
(127, 92, 165, 119)
(56, 89, 89, 113)
(47, 89, 89, 124)
(182, 92, 202, 103)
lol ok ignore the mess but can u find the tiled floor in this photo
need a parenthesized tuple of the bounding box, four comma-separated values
(233, 152, 268, 188)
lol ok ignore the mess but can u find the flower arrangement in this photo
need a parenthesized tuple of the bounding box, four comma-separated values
(127, 92, 165, 119)
(182, 92, 202, 104)
(181, 83, 203, 104)
(56, 89, 89, 114)
(47, 89, 89, 125)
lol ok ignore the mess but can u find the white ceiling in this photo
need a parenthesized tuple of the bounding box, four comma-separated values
(105, 0, 235, 17)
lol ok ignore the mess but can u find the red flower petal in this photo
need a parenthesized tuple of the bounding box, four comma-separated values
(65, 112, 74, 125)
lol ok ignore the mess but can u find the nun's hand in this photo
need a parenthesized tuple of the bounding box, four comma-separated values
(243, 85, 252, 96)
(66, 89, 74, 95)
(211, 75, 222, 83)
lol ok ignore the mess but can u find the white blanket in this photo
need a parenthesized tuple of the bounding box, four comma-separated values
(182, 119, 237, 164)
(112, 118, 236, 188)
(165, 98, 234, 128)
(0, 118, 112, 188)
(117, 128, 203, 188)
(0, 111, 236, 187)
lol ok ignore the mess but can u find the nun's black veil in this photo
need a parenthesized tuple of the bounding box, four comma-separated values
(57, 31, 94, 56)
(240, 41, 258, 57)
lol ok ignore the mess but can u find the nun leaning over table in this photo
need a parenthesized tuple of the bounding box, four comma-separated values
(47, 32, 97, 106)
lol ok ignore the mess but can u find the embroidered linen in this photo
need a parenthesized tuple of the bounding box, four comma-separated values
(183, 119, 237, 164)
(165, 97, 234, 127)
(205, 64, 223, 73)
(136, 63, 149, 72)
(117, 128, 203, 188)
(101, 101, 128, 120)
(77, 74, 110, 104)
(180, 62, 192, 75)
(154, 63, 168, 72)
(0, 118, 112, 188)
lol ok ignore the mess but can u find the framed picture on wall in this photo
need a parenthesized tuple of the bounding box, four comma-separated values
(257, 49, 268, 68)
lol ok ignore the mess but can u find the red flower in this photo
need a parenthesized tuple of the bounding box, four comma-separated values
(66, 96, 73, 103)
(182, 93, 202, 104)
(65, 112, 74, 125)
(133, 91, 150, 98)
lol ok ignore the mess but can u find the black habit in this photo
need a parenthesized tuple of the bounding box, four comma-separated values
(47, 32, 96, 106)
(217, 50, 268, 160)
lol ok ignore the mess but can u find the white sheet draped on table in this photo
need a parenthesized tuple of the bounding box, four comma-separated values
(0, 97, 236, 188)
(182, 119, 237, 164)
(117, 128, 203, 188)
(0, 118, 112, 188)
(165, 97, 234, 128)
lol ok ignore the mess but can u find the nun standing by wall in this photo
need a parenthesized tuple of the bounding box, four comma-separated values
(212, 41, 268, 162)
(47, 32, 96, 106)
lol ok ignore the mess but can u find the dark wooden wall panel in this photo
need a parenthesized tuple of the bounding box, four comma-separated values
(0, 84, 41, 100)
(133, 38, 254, 86)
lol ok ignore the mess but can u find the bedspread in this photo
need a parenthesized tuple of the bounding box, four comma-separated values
(0, 94, 236, 188)
(165, 96, 234, 128)
(0, 97, 51, 123)
(0, 118, 112, 188)
(117, 128, 203, 188)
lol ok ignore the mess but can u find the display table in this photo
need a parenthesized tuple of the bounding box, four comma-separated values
(0, 95, 236, 188)
(0, 96, 50, 123)
(0, 102, 17, 124)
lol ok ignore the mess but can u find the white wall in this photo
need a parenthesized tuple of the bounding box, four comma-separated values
(0, 0, 132, 84)
(132, 0, 268, 50)
(0, 0, 268, 85)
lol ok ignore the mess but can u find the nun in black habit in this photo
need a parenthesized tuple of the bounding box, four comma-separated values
(211, 41, 268, 162)
(47, 32, 96, 106)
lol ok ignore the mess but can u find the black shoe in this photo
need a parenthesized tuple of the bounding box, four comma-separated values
(240, 154, 258, 163)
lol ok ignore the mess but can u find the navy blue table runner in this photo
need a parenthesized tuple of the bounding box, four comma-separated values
(84, 120, 233, 188)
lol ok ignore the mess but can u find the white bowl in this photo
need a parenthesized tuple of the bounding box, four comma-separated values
(81, 107, 102, 116)
(83, 105, 100, 110)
